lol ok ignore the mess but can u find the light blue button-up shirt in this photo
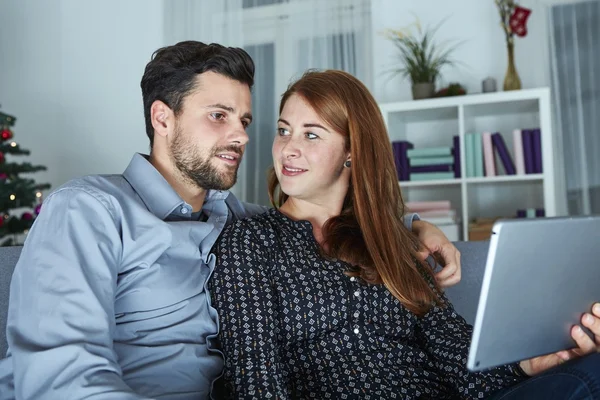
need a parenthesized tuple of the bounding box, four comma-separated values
(0, 153, 266, 400)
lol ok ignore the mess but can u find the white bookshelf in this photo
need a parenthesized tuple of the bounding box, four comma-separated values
(380, 88, 556, 241)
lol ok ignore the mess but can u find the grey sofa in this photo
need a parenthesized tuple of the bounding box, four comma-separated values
(0, 241, 490, 358)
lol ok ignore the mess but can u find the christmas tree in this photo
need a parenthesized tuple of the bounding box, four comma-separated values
(0, 111, 51, 246)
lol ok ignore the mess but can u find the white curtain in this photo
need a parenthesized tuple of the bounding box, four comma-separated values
(548, 0, 600, 215)
(164, 0, 372, 205)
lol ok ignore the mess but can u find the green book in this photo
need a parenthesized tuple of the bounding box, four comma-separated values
(406, 147, 453, 158)
(409, 172, 455, 181)
(466, 133, 475, 177)
(409, 156, 454, 167)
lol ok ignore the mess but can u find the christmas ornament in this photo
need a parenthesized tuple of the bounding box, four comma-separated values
(0, 217, 3, 228)
(21, 212, 33, 221)
(34, 203, 42, 215)
(509, 5, 532, 37)
(0, 152, 4, 164)
(1, 128, 13, 141)
(0, 173, 6, 180)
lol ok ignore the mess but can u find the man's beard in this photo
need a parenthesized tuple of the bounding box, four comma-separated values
(169, 126, 243, 191)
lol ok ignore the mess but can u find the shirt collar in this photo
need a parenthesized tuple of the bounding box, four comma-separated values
(122, 153, 233, 220)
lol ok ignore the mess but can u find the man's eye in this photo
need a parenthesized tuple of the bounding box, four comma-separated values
(211, 112, 225, 121)
(242, 120, 250, 128)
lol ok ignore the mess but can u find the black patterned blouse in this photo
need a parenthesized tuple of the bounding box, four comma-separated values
(209, 208, 526, 399)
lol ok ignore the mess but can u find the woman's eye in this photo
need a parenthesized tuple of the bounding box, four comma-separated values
(277, 127, 289, 136)
(306, 132, 319, 140)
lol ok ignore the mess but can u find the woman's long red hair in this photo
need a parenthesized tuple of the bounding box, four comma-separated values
(268, 70, 441, 315)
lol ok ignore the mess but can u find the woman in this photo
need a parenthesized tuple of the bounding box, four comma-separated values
(210, 70, 600, 399)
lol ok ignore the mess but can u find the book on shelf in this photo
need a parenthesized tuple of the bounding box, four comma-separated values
(409, 165, 453, 173)
(409, 156, 454, 167)
(482, 132, 496, 177)
(407, 201, 459, 240)
(531, 128, 543, 173)
(406, 147, 453, 158)
(392, 140, 414, 181)
(409, 172, 455, 181)
(406, 200, 452, 213)
(512, 129, 526, 175)
(491, 132, 516, 175)
(453, 135, 461, 178)
(522, 129, 535, 174)
(473, 133, 484, 177)
(516, 208, 545, 218)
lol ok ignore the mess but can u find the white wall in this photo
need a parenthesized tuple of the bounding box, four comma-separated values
(0, 0, 165, 191)
(371, 0, 551, 103)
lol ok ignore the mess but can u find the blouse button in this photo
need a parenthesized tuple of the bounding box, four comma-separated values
(350, 277, 356, 282)
(353, 290, 360, 297)
(353, 327, 359, 334)
(354, 311, 359, 318)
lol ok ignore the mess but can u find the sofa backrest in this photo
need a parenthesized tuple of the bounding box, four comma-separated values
(445, 240, 490, 325)
(0, 246, 21, 357)
(0, 241, 491, 359)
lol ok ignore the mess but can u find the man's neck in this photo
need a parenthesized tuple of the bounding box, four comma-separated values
(149, 153, 207, 212)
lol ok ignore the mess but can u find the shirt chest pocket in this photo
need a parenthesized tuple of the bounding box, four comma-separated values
(114, 247, 211, 316)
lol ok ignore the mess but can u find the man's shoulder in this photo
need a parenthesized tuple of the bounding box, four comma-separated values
(50, 174, 133, 202)
(46, 174, 136, 218)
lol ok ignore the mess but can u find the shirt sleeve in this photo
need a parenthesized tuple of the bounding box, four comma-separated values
(403, 212, 420, 232)
(210, 222, 290, 399)
(6, 187, 150, 400)
(415, 290, 527, 398)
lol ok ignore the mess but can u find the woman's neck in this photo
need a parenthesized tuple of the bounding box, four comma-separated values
(279, 197, 343, 245)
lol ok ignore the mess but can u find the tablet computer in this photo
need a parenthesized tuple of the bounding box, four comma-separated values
(467, 216, 600, 372)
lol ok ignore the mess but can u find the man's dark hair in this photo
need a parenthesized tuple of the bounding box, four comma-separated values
(140, 41, 255, 148)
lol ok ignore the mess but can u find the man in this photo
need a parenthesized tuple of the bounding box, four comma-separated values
(0, 41, 460, 399)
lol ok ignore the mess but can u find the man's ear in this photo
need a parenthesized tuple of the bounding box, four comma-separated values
(150, 100, 173, 139)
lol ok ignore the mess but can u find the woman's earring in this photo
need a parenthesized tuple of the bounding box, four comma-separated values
(344, 160, 351, 168)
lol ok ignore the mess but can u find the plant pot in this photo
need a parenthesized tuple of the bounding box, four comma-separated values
(412, 83, 435, 100)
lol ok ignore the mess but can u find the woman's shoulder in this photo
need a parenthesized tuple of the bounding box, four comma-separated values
(219, 207, 283, 246)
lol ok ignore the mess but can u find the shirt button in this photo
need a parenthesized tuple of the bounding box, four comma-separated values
(353, 290, 360, 297)
(350, 277, 356, 282)
(353, 327, 359, 334)
(354, 312, 359, 318)
(180, 207, 189, 214)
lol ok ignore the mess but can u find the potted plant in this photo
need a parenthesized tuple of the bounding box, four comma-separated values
(384, 20, 459, 100)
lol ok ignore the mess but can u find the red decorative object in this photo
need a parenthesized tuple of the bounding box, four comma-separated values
(0, 173, 6, 180)
(0, 152, 4, 164)
(1, 128, 13, 141)
(0, 216, 3, 228)
(509, 5, 532, 37)
(21, 212, 33, 221)
(34, 203, 42, 215)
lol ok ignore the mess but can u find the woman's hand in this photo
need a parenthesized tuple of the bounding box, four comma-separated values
(519, 303, 600, 376)
(412, 220, 461, 288)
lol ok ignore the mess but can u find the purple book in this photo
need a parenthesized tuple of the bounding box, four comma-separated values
(522, 129, 535, 174)
(409, 164, 453, 173)
(392, 141, 414, 181)
(536, 208, 545, 217)
(517, 209, 526, 218)
(531, 128, 543, 173)
(491, 133, 516, 175)
(453, 135, 461, 178)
